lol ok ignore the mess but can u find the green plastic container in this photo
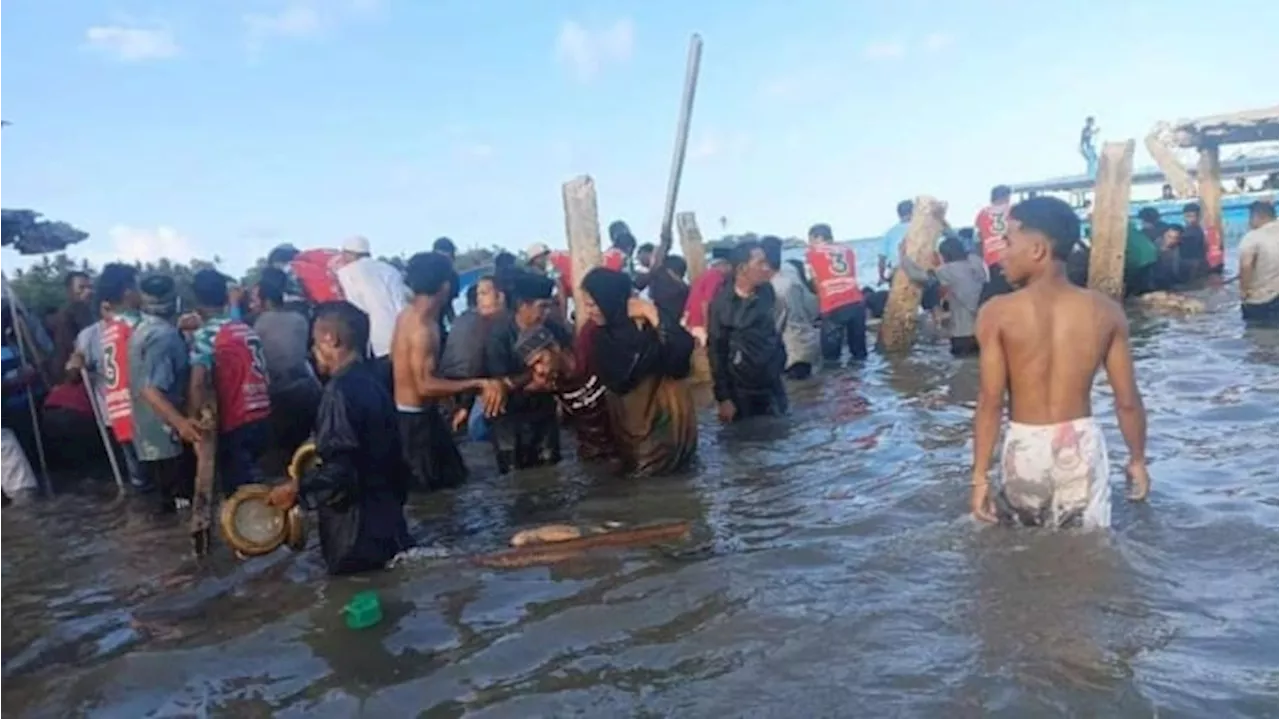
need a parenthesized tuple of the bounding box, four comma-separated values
(342, 590, 383, 630)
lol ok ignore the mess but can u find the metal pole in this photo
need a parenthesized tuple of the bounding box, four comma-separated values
(81, 367, 125, 491)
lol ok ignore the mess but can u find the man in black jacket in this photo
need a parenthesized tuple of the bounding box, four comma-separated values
(707, 240, 788, 422)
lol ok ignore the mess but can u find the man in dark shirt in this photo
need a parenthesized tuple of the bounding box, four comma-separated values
(1178, 203, 1208, 281)
(707, 240, 787, 422)
(484, 271, 567, 473)
(646, 255, 690, 325)
(268, 301, 413, 576)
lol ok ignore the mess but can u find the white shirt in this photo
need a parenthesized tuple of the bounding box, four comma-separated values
(336, 257, 410, 357)
(1238, 219, 1279, 304)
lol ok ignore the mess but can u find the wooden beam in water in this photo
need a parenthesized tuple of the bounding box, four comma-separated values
(1088, 140, 1136, 300)
(1197, 145, 1225, 271)
(879, 195, 945, 353)
(562, 175, 604, 334)
(677, 211, 707, 283)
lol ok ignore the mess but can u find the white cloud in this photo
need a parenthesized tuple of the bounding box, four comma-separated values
(102, 225, 199, 265)
(242, 0, 379, 55)
(84, 26, 180, 62)
(244, 4, 323, 52)
(863, 40, 906, 60)
(922, 32, 952, 52)
(555, 18, 634, 83)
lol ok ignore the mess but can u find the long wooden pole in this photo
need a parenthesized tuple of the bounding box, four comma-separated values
(1088, 140, 1136, 300)
(878, 196, 946, 353)
(655, 34, 703, 265)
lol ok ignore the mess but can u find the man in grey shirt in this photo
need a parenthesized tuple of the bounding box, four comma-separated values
(74, 301, 151, 489)
(761, 236, 822, 379)
(129, 275, 199, 513)
(254, 268, 321, 453)
(903, 236, 987, 356)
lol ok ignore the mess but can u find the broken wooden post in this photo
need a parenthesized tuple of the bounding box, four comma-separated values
(1144, 124, 1195, 198)
(677, 211, 707, 283)
(879, 195, 946, 353)
(562, 175, 604, 334)
(1087, 140, 1136, 300)
(1197, 144, 1225, 271)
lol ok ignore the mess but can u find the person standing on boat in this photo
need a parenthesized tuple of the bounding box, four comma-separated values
(1079, 116, 1100, 177)
(1237, 200, 1279, 325)
(975, 185, 1016, 302)
(970, 196, 1149, 528)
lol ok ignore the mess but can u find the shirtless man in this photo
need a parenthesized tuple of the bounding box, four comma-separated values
(392, 252, 504, 491)
(971, 196, 1150, 529)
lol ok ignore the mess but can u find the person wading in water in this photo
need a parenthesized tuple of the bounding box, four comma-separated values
(976, 184, 1016, 303)
(391, 252, 505, 491)
(970, 196, 1150, 529)
(804, 223, 868, 365)
(268, 301, 414, 575)
(707, 240, 787, 422)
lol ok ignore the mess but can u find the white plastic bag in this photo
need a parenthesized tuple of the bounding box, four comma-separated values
(2, 428, 39, 497)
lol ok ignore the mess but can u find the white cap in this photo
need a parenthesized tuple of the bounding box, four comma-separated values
(342, 235, 371, 255)
(526, 242, 551, 261)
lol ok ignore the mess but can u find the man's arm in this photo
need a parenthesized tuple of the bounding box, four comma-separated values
(706, 294, 733, 403)
(971, 301, 1007, 480)
(1101, 303, 1148, 486)
(409, 326, 485, 399)
(140, 330, 200, 442)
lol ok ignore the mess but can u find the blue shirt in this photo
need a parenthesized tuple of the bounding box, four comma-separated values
(881, 222, 910, 261)
(129, 316, 190, 461)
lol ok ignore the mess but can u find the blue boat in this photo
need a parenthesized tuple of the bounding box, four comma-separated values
(1009, 152, 1279, 245)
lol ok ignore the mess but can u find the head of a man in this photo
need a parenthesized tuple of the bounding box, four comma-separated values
(473, 275, 504, 315)
(96, 263, 140, 314)
(139, 274, 178, 320)
(731, 240, 772, 290)
(1002, 196, 1081, 285)
(1182, 203, 1201, 228)
(1138, 207, 1162, 235)
(1248, 200, 1277, 230)
(311, 301, 369, 376)
(896, 200, 914, 223)
(608, 220, 637, 255)
(267, 244, 299, 270)
(807, 223, 834, 246)
(508, 272, 555, 328)
(432, 237, 457, 260)
(525, 243, 551, 271)
(990, 185, 1012, 206)
(341, 235, 371, 262)
(405, 251, 454, 304)
(192, 269, 231, 316)
(760, 236, 784, 272)
(636, 243, 655, 270)
(65, 271, 92, 305)
(516, 326, 572, 388)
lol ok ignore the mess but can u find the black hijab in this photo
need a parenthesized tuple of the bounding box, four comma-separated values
(582, 267, 655, 395)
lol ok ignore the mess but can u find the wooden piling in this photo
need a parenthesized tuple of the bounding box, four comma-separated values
(562, 175, 604, 334)
(677, 211, 707, 283)
(1087, 140, 1136, 300)
(1196, 144, 1225, 270)
(878, 195, 946, 353)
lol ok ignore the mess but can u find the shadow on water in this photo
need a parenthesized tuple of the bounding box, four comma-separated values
(3, 284, 1277, 717)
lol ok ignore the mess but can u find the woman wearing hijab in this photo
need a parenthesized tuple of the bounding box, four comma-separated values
(580, 267, 697, 476)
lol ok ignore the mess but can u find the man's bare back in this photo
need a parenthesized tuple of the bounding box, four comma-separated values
(976, 281, 1128, 425)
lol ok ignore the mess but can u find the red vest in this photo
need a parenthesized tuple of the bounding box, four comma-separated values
(548, 250, 574, 298)
(975, 203, 1011, 267)
(602, 247, 630, 273)
(1205, 225, 1224, 269)
(806, 244, 864, 315)
(211, 321, 271, 433)
(290, 249, 351, 303)
(101, 316, 137, 442)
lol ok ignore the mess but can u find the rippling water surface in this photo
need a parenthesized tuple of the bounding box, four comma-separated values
(3, 285, 1277, 718)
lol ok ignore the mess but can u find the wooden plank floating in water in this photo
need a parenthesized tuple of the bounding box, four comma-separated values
(1088, 140, 1136, 300)
(471, 521, 691, 569)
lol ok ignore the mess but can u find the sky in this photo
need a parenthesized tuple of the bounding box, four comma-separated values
(1, 0, 1277, 276)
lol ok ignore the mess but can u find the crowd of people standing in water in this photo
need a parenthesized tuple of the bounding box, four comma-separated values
(2, 188, 1275, 575)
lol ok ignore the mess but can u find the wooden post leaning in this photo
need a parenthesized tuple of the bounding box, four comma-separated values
(878, 195, 946, 353)
(190, 404, 219, 557)
(562, 175, 605, 334)
(677, 211, 708, 283)
(1087, 140, 1137, 300)
(1196, 144, 1225, 271)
